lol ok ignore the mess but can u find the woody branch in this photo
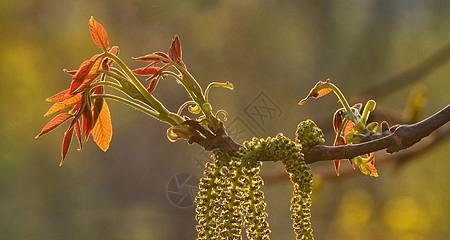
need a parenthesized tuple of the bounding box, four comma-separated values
(186, 104, 450, 164)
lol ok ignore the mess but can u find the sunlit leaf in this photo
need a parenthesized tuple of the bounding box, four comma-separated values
(168, 35, 182, 63)
(44, 93, 83, 116)
(332, 136, 346, 176)
(89, 16, 110, 50)
(298, 79, 332, 105)
(354, 155, 378, 177)
(46, 89, 70, 102)
(81, 108, 93, 142)
(132, 65, 161, 75)
(69, 54, 103, 93)
(59, 125, 74, 167)
(344, 120, 355, 137)
(146, 78, 159, 93)
(333, 110, 344, 133)
(73, 119, 82, 150)
(91, 101, 112, 151)
(36, 113, 73, 138)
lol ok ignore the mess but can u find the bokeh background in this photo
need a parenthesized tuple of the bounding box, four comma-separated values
(1, 0, 449, 239)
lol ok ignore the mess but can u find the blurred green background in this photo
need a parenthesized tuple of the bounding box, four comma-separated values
(1, 0, 449, 239)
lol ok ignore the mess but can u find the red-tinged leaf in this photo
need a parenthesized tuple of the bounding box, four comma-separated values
(132, 66, 161, 75)
(168, 35, 182, 62)
(154, 51, 170, 61)
(89, 16, 109, 50)
(91, 101, 112, 151)
(344, 120, 355, 137)
(334, 136, 346, 146)
(146, 78, 160, 93)
(81, 108, 93, 142)
(59, 126, 74, 167)
(333, 110, 344, 133)
(70, 101, 83, 114)
(44, 93, 83, 116)
(298, 79, 332, 105)
(133, 55, 162, 63)
(69, 54, 103, 93)
(73, 119, 82, 150)
(332, 136, 346, 176)
(334, 160, 341, 176)
(63, 69, 77, 76)
(46, 89, 70, 102)
(36, 113, 73, 138)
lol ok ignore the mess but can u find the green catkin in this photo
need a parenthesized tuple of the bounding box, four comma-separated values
(195, 120, 323, 240)
(195, 155, 222, 240)
(237, 138, 271, 239)
(195, 153, 245, 240)
(284, 119, 325, 240)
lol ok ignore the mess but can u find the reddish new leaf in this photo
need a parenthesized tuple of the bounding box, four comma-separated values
(333, 110, 344, 133)
(81, 108, 93, 142)
(146, 78, 160, 93)
(59, 125, 74, 167)
(44, 93, 83, 116)
(333, 136, 346, 176)
(168, 35, 182, 63)
(334, 160, 341, 176)
(89, 16, 109, 50)
(132, 65, 161, 76)
(298, 79, 332, 105)
(73, 119, 82, 150)
(91, 101, 112, 151)
(36, 113, 73, 138)
(69, 54, 103, 93)
(46, 89, 70, 102)
(344, 120, 355, 137)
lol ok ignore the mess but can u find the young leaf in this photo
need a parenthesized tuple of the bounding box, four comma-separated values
(81, 108, 93, 142)
(69, 54, 103, 93)
(44, 93, 83, 116)
(146, 78, 159, 93)
(36, 113, 73, 138)
(333, 136, 346, 176)
(91, 101, 112, 151)
(132, 66, 161, 75)
(46, 89, 69, 102)
(59, 125, 74, 167)
(168, 35, 182, 63)
(73, 119, 83, 150)
(298, 79, 332, 105)
(89, 16, 109, 51)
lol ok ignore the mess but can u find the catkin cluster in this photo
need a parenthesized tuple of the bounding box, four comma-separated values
(195, 121, 322, 239)
(282, 120, 324, 240)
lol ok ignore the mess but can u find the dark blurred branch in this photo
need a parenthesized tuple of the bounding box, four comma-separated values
(364, 42, 450, 99)
(187, 105, 450, 165)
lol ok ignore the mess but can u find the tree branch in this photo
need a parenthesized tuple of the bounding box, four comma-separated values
(188, 105, 450, 165)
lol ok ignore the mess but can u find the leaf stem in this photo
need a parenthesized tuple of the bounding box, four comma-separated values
(91, 93, 171, 123)
(106, 53, 182, 125)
